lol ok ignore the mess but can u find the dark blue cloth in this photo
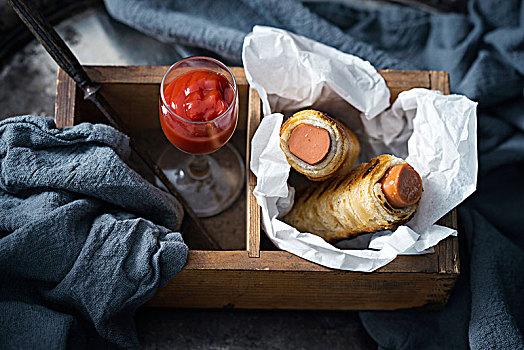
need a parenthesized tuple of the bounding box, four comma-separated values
(104, 0, 524, 348)
(0, 116, 188, 348)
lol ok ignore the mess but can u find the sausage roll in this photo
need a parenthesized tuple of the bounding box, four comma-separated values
(283, 154, 423, 242)
(280, 109, 360, 181)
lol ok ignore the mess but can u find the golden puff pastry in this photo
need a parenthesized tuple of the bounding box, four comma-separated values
(280, 109, 360, 181)
(283, 154, 423, 242)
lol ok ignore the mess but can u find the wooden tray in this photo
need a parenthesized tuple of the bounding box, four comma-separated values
(55, 66, 459, 311)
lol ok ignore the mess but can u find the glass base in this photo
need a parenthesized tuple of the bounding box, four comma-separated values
(156, 143, 245, 217)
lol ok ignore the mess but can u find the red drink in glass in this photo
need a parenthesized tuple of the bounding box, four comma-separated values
(157, 57, 244, 217)
(160, 69, 238, 154)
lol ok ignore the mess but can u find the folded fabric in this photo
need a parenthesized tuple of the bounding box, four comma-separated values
(0, 116, 188, 348)
(102, 0, 524, 349)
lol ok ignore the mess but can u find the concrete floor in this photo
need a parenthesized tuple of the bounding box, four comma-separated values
(0, 6, 377, 349)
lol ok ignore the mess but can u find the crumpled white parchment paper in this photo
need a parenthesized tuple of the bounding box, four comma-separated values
(243, 26, 477, 272)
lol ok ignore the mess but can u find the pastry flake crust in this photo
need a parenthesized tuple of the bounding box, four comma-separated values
(283, 154, 420, 242)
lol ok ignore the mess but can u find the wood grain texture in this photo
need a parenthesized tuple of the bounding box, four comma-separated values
(430, 70, 451, 95)
(428, 70, 460, 278)
(82, 65, 248, 86)
(54, 67, 76, 128)
(379, 69, 431, 102)
(379, 69, 431, 87)
(148, 269, 457, 310)
(246, 87, 261, 258)
(169, 250, 438, 273)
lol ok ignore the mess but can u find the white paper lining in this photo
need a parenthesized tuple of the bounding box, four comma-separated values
(243, 26, 477, 272)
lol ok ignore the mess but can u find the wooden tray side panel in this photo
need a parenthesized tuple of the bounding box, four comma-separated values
(149, 250, 452, 310)
(378, 69, 430, 103)
(429, 70, 459, 280)
(160, 251, 438, 273)
(149, 269, 456, 310)
(55, 68, 76, 128)
(81, 66, 248, 85)
(246, 88, 261, 258)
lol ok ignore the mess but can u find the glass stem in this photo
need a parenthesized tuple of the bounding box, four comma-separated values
(188, 154, 211, 180)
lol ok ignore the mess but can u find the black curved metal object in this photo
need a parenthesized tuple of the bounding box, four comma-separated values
(7, 0, 220, 249)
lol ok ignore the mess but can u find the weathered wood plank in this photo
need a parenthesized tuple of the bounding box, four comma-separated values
(148, 269, 457, 310)
(428, 70, 460, 276)
(438, 236, 460, 274)
(379, 70, 431, 87)
(430, 70, 450, 95)
(176, 250, 438, 273)
(54, 67, 76, 128)
(83, 66, 428, 91)
(82, 66, 247, 86)
(379, 70, 431, 102)
(246, 87, 261, 258)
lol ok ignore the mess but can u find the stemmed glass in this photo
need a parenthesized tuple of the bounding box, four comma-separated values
(158, 57, 244, 217)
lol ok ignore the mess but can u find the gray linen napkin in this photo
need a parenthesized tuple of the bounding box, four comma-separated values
(0, 116, 188, 349)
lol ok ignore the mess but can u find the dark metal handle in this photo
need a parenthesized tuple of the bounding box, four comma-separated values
(8, 0, 221, 249)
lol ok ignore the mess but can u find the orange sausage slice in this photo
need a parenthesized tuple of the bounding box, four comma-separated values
(380, 164, 423, 208)
(289, 124, 331, 165)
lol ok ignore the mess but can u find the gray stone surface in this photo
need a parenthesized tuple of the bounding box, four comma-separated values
(136, 308, 375, 350)
(0, 5, 377, 349)
(0, 6, 180, 120)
